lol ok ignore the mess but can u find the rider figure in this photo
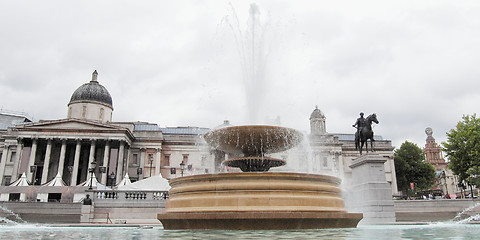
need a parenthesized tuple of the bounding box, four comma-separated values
(353, 112, 366, 135)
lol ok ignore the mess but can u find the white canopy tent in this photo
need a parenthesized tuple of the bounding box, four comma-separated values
(116, 173, 132, 188)
(118, 175, 170, 191)
(9, 172, 30, 186)
(44, 172, 66, 186)
(77, 172, 110, 190)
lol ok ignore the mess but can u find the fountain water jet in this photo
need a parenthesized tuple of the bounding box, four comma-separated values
(158, 125, 362, 229)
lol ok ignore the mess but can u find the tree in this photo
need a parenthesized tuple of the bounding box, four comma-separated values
(443, 114, 480, 184)
(466, 166, 480, 188)
(394, 141, 436, 196)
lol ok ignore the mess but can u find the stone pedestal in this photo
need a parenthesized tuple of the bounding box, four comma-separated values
(348, 154, 396, 224)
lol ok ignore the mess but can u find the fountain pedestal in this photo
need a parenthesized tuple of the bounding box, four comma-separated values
(158, 172, 362, 229)
(348, 154, 396, 224)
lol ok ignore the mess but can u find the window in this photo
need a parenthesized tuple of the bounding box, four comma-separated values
(131, 154, 138, 166)
(82, 105, 87, 118)
(163, 154, 170, 166)
(99, 108, 104, 121)
(3, 176, 11, 186)
(182, 154, 189, 164)
(9, 152, 16, 162)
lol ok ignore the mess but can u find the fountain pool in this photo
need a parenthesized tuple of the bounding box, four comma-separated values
(0, 223, 479, 239)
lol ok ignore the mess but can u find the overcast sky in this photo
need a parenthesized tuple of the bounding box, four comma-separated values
(1, 0, 479, 150)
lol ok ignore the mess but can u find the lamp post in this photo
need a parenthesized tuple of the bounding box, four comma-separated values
(67, 166, 73, 185)
(30, 165, 37, 185)
(442, 170, 449, 197)
(149, 155, 154, 177)
(88, 161, 96, 190)
(109, 172, 115, 188)
(180, 161, 185, 177)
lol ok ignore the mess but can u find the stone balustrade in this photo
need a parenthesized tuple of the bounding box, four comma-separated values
(89, 190, 168, 208)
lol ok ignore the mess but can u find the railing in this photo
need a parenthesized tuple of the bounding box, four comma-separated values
(89, 190, 168, 207)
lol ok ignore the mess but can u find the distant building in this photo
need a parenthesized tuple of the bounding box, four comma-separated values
(423, 127, 458, 197)
(0, 71, 399, 199)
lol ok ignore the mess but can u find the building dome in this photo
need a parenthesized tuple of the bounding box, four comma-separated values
(68, 70, 113, 108)
(310, 106, 324, 120)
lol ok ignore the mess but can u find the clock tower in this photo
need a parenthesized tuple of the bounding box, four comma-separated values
(423, 127, 447, 171)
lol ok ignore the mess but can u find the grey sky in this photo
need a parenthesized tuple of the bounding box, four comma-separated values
(1, 0, 479, 151)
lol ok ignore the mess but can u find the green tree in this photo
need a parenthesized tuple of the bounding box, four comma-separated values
(394, 141, 436, 196)
(466, 166, 480, 188)
(443, 114, 480, 184)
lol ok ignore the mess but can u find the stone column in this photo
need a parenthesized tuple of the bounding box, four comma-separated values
(155, 148, 161, 176)
(26, 138, 38, 181)
(88, 140, 96, 170)
(71, 139, 81, 186)
(56, 139, 67, 178)
(101, 140, 110, 185)
(138, 148, 146, 180)
(40, 139, 53, 184)
(347, 154, 396, 224)
(0, 144, 9, 185)
(124, 147, 131, 175)
(116, 141, 125, 184)
(11, 138, 23, 181)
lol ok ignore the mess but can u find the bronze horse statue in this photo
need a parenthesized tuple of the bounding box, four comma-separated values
(355, 113, 379, 155)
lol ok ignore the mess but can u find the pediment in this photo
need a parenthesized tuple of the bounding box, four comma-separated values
(16, 119, 125, 131)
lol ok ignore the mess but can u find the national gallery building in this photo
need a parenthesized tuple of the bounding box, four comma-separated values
(0, 71, 398, 195)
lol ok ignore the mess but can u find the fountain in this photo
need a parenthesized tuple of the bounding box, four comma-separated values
(157, 125, 363, 230)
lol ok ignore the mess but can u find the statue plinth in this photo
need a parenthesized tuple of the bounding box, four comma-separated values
(348, 153, 396, 224)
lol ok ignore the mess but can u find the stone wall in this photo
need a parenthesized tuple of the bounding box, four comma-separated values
(0, 202, 82, 223)
(394, 199, 480, 222)
(2, 199, 479, 224)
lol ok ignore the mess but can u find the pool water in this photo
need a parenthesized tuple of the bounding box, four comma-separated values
(0, 223, 479, 239)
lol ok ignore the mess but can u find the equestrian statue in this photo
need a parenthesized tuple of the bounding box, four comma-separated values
(353, 112, 379, 155)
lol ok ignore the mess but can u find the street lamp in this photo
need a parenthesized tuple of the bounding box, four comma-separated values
(180, 161, 185, 177)
(88, 161, 96, 190)
(67, 166, 73, 185)
(442, 170, 449, 198)
(109, 172, 116, 188)
(149, 155, 154, 177)
(30, 165, 37, 185)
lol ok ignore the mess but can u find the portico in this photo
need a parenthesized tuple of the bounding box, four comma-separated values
(5, 119, 134, 186)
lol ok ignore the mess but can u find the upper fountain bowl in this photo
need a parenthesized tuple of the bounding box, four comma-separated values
(203, 125, 304, 157)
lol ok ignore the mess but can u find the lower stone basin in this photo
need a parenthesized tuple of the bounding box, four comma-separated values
(158, 172, 362, 229)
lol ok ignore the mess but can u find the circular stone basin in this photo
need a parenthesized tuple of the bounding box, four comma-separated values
(158, 172, 363, 229)
(203, 125, 303, 157)
(222, 157, 286, 172)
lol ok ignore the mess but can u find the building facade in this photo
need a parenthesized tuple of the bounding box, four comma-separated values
(0, 71, 398, 196)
